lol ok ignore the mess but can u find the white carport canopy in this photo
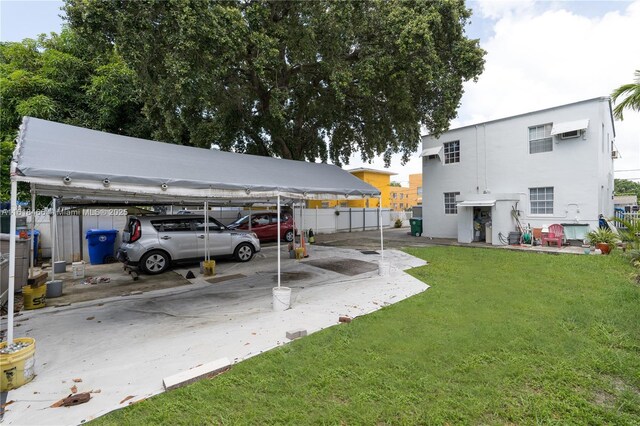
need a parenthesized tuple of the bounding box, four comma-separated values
(13, 117, 381, 203)
(6, 117, 385, 345)
(550, 119, 589, 136)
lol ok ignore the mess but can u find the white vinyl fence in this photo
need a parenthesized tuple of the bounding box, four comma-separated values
(293, 207, 391, 234)
(615, 211, 640, 229)
(389, 210, 413, 227)
(17, 208, 127, 264)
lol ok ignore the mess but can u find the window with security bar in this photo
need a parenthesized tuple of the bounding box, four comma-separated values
(443, 141, 460, 164)
(444, 192, 460, 214)
(530, 187, 554, 214)
(529, 124, 553, 154)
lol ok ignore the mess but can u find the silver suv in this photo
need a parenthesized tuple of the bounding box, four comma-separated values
(117, 215, 261, 274)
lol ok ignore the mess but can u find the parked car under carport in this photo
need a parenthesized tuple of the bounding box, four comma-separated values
(227, 212, 295, 243)
(118, 215, 262, 274)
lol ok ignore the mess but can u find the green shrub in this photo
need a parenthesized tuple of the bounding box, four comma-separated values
(586, 228, 619, 246)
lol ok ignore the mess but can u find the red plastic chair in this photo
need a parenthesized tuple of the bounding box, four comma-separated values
(541, 224, 564, 247)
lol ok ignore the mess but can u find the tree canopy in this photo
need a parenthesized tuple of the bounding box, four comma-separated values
(615, 179, 640, 200)
(0, 28, 150, 201)
(612, 70, 640, 121)
(65, 0, 485, 165)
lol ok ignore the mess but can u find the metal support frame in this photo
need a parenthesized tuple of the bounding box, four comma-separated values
(4, 184, 381, 341)
(301, 201, 305, 242)
(51, 197, 57, 281)
(7, 180, 17, 344)
(276, 195, 281, 288)
(30, 186, 35, 277)
(204, 201, 209, 262)
(379, 196, 384, 262)
(292, 202, 296, 249)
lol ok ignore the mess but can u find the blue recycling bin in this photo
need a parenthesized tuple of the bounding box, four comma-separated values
(86, 229, 118, 265)
(16, 229, 40, 262)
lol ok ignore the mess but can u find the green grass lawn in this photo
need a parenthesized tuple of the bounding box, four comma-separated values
(95, 247, 640, 425)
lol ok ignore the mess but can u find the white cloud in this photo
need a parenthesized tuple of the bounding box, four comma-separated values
(474, 0, 536, 20)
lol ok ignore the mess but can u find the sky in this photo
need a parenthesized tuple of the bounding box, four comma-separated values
(1, 0, 639, 186)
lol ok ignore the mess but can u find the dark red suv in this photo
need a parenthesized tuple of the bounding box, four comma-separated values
(227, 212, 294, 242)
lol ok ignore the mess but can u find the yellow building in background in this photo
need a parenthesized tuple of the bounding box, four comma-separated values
(308, 168, 396, 208)
(389, 173, 422, 211)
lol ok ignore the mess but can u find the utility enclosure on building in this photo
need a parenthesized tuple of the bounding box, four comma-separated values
(420, 97, 616, 245)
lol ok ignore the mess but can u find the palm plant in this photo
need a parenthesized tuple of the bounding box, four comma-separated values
(612, 70, 640, 120)
(611, 216, 640, 263)
(586, 228, 619, 246)
(611, 216, 640, 244)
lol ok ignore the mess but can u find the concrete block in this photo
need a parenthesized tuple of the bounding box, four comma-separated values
(286, 328, 308, 340)
(163, 357, 230, 391)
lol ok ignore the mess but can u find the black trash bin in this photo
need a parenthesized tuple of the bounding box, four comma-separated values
(409, 217, 423, 237)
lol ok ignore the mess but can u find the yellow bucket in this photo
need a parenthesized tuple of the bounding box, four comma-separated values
(1, 337, 36, 391)
(23, 284, 46, 310)
(203, 260, 216, 276)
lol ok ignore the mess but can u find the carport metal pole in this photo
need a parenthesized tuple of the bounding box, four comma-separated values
(7, 180, 18, 344)
(204, 201, 209, 262)
(30, 186, 36, 277)
(291, 202, 296, 248)
(277, 195, 281, 288)
(379, 196, 384, 262)
(51, 197, 57, 281)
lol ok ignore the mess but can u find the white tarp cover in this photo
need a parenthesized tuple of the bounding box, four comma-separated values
(550, 119, 589, 136)
(457, 200, 496, 207)
(420, 146, 443, 158)
(13, 117, 381, 202)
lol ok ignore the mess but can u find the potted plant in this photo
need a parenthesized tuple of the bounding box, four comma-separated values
(586, 228, 619, 255)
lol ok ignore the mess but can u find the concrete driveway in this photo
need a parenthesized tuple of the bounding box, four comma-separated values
(1, 244, 427, 425)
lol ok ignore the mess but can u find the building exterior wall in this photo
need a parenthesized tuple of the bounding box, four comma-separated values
(421, 97, 616, 241)
(389, 173, 423, 211)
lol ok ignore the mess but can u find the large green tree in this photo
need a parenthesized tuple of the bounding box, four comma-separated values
(612, 70, 640, 121)
(615, 179, 640, 200)
(0, 28, 151, 201)
(65, 0, 485, 165)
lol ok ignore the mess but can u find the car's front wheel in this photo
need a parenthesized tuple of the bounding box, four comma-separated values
(284, 229, 294, 242)
(140, 250, 170, 274)
(234, 243, 255, 262)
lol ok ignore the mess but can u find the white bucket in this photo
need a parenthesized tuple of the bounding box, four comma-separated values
(72, 262, 85, 279)
(378, 260, 391, 277)
(272, 287, 292, 311)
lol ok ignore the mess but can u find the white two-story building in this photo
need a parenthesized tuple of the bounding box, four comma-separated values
(420, 97, 616, 245)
